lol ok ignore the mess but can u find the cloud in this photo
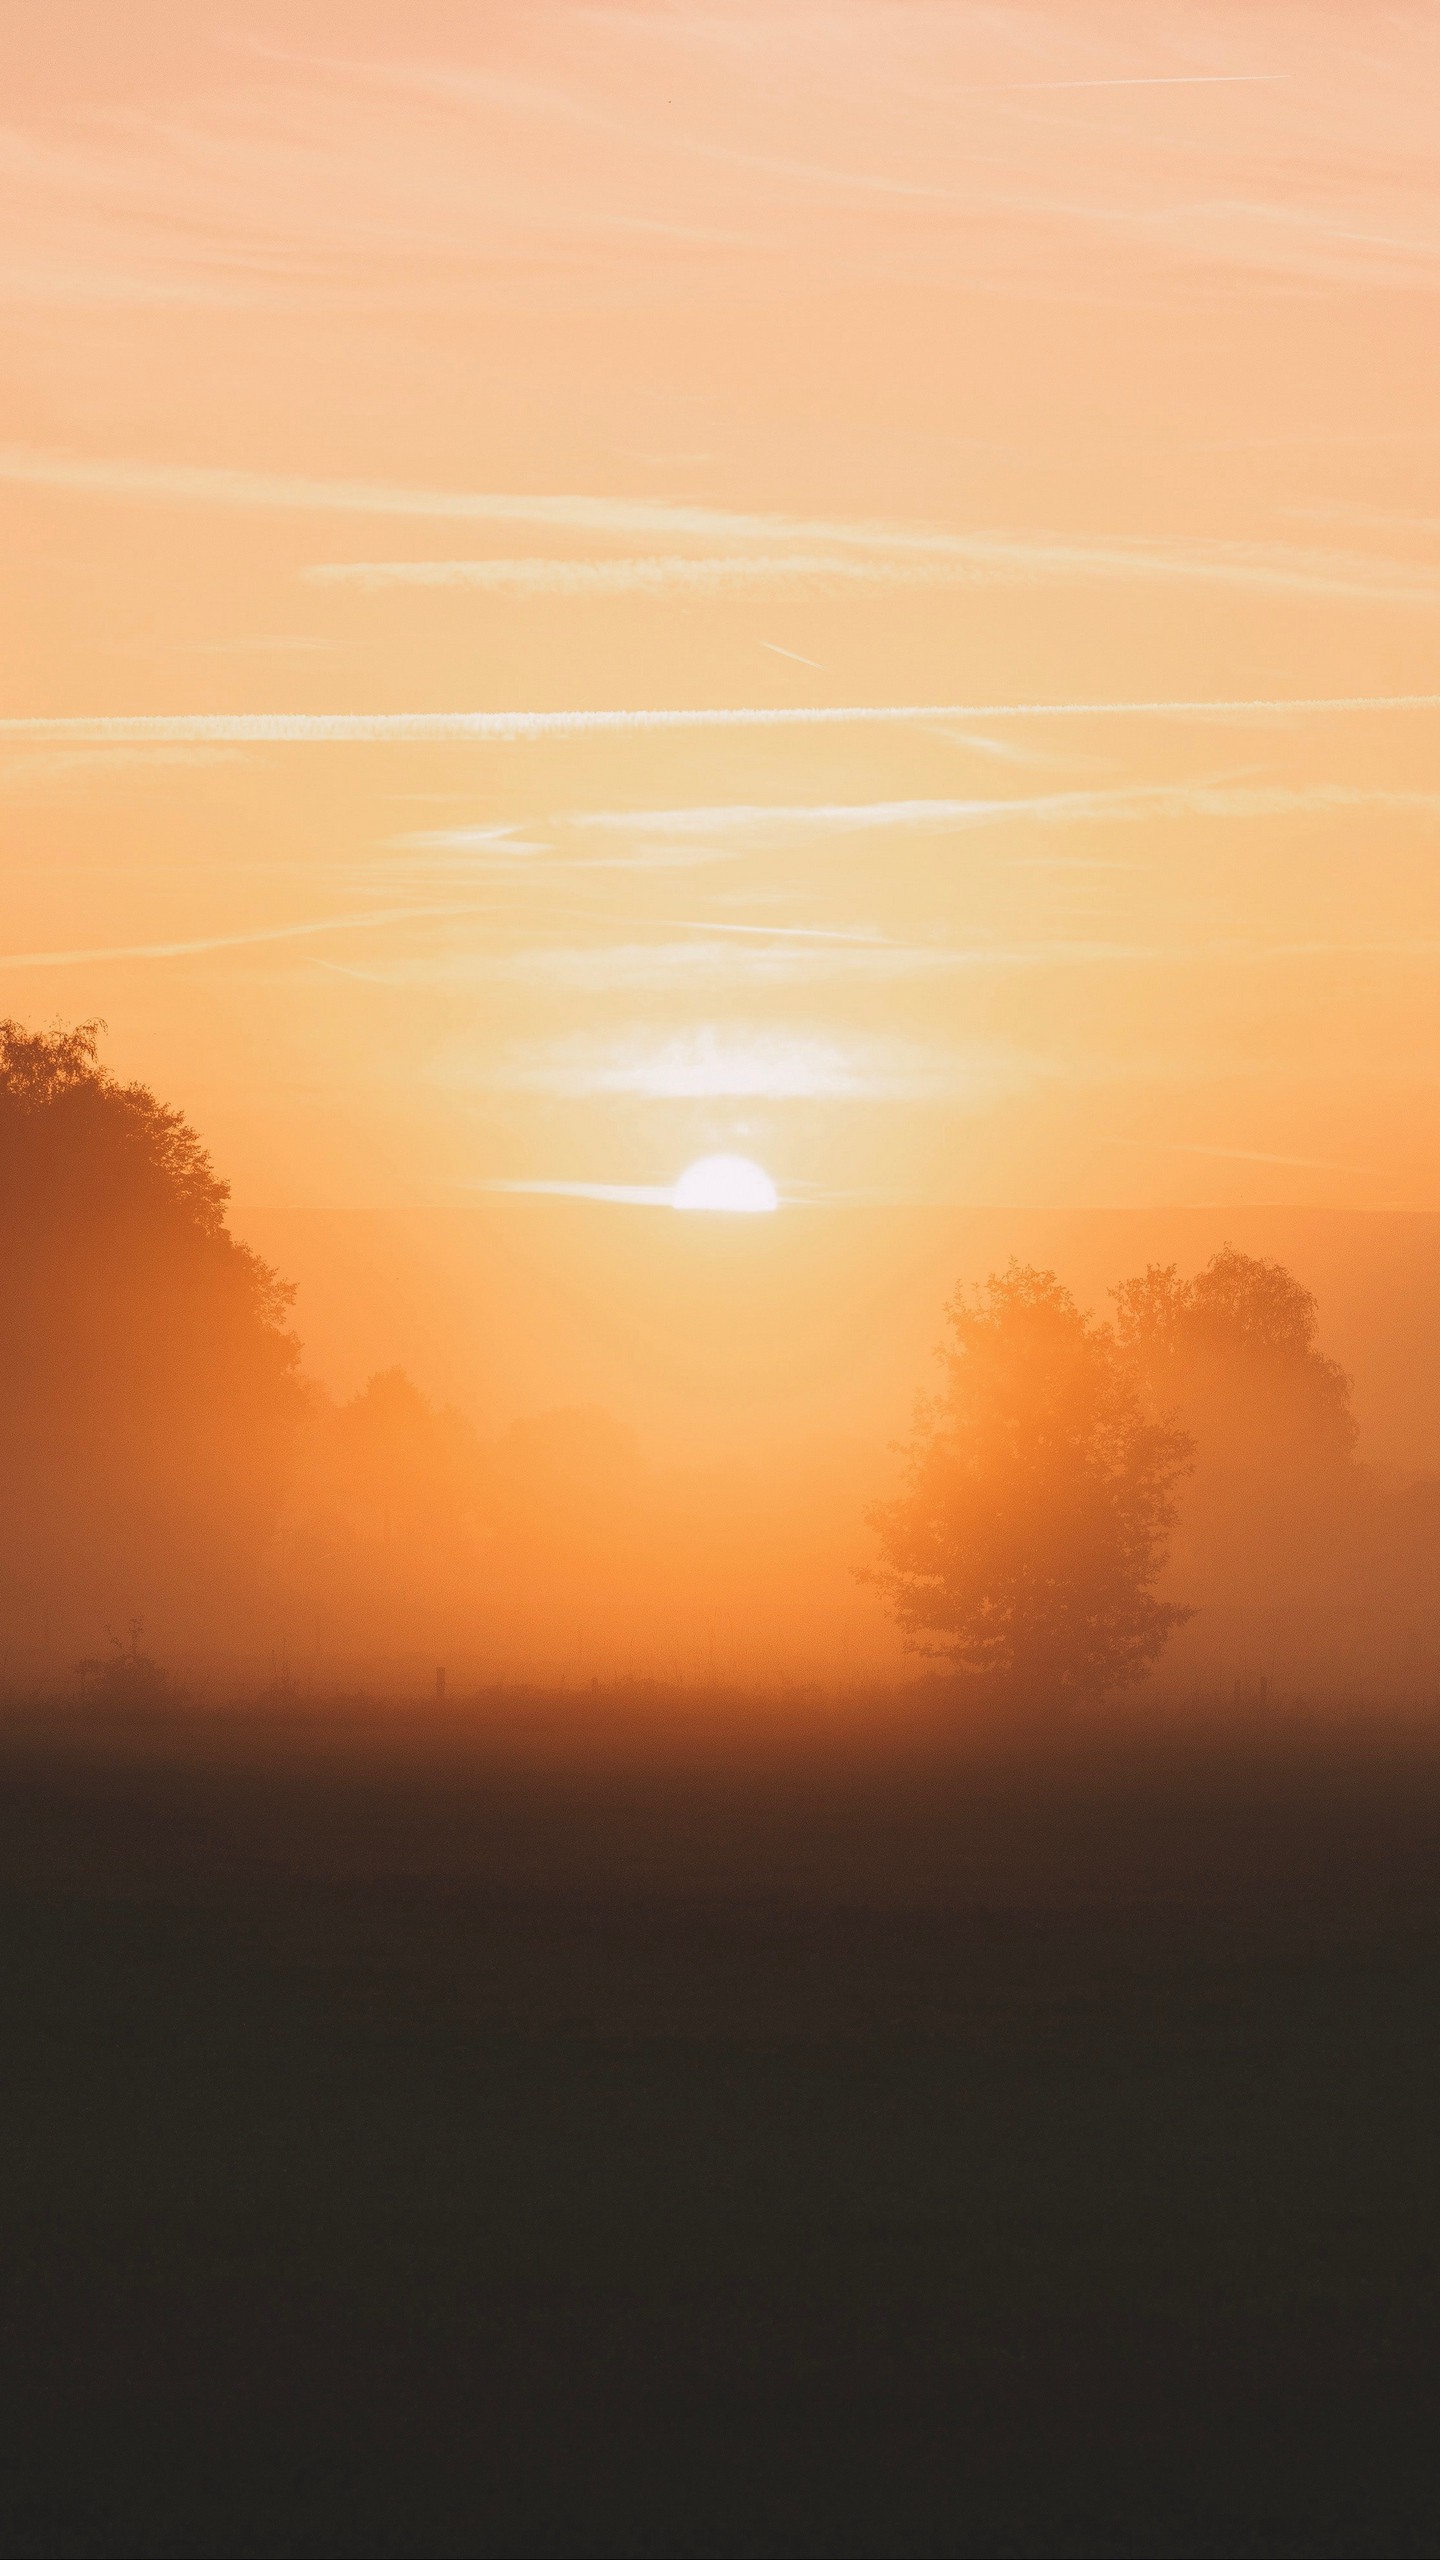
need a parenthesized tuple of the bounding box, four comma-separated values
(4, 13, 1437, 335)
(8, 450, 1440, 607)
(569, 781, 1440, 842)
(304, 540, 1440, 610)
(306, 553, 962, 593)
(489, 1026, 965, 1101)
(386, 823, 554, 871)
(465, 1177, 679, 1205)
(390, 823, 727, 877)
(316, 923, 1440, 1000)
(571, 791, 1127, 838)
(6, 697, 1440, 752)
(1162, 1142, 1372, 1171)
(990, 75, 1282, 93)
(0, 902, 487, 971)
(761, 641, 824, 668)
(338, 934, 1150, 996)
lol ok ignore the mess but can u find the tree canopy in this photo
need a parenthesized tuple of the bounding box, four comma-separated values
(0, 1019, 303, 1650)
(867, 1264, 1194, 1706)
(1112, 1246, 1356, 1470)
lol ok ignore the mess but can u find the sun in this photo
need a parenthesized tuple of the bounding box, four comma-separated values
(671, 1154, 778, 1214)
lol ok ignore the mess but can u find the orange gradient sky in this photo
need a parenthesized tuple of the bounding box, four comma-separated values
(4, 0, 1440, 1243)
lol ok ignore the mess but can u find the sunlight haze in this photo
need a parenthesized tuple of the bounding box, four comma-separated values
(5, 0, 1440, 1684)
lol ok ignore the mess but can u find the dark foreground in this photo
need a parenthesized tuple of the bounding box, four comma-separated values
(4, 1697, 1440, 2558)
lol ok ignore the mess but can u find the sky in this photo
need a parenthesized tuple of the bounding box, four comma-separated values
(4, 0, 1440, 1240)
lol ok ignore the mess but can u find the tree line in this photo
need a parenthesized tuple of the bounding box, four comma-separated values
(2, 1019, 1433, 1705)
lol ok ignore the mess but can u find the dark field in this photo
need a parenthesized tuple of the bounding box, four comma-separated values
(5, 1699, 1440, 2557)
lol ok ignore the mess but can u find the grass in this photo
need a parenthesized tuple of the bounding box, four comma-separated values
(3, 1693, 1440, 2555)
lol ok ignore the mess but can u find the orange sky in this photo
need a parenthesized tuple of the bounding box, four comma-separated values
(4, 1, 1439, 1244)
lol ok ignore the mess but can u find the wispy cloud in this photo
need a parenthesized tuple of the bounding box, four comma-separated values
(8, 450, 1440, 607)
(464, 1178, 678, 1207)
(315, 925, 1440, 999)
(342, 935, 1150, 996)
(306, 553, 961, 593)
(569, 781, 1440, 843)
(0, 903, 487, 971)
(306, 538, 1440, 610)
(1161, 1142, 1372, 1171)
(386, 823, 554, 872)
(376, 778, 1440, 902)
(6, 697, 1440, 752)
(0, 449, 836, 541)
(4, 13, 1437, 338)
(570, 790, 1131, 839)
(389, 825, 722, 878)
(304, 544, 1440, 607)
(988, 75, 1282, 94)
(488, 1026, 1013, 1102)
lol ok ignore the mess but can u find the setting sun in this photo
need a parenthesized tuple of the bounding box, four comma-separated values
(6, 10, 1440, 2551)
(672, 1155, 779, 1215)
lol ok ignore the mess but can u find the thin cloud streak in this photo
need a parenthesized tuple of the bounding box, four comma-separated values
(8, 452, 1440, 606)
(1165, 1143, 1373, 1171)
(388, 823, 553, 867)
(6, 696, 1440, 749)
(306, 553, 978, 593)
(0, 903, 488, 970)
(388, 831, 721, 878)
(991, 75, 1283, 92)
(465, 1178, 677, 1206)
(304, 545, 1440, 606)
(308, 930, 1440, 998)
(4, 16, 1436, 335)
(490, 1028, 998, 1102)
(349, 938, 1153, 996)
(572, 787, 1158, 837)
(571, 781, 1440, 841)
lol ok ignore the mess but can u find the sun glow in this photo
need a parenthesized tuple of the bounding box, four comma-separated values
(671, 1155, 779, 1214)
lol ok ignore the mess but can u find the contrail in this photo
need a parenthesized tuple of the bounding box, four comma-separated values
(761, 642, 825, 668)
(3, 696, 1440, 747)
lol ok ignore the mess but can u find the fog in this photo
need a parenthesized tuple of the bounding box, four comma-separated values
(5, 1019, 1440, 1718)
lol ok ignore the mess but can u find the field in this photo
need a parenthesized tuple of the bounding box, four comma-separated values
(4, 1696, 1440, 2557)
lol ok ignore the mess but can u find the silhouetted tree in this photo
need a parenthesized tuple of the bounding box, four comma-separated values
(868, 1264, 1193, 1705)
(1111, 1246, 1367, 1683)
(1112, 1246, 1356, 1470)
(75, 1619, 177, 1709)
(276, 1366, 489, 1646)
(0, 1019, 303, 1652)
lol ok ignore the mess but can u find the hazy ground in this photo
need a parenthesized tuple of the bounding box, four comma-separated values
(5, 1692, 1440, 2557)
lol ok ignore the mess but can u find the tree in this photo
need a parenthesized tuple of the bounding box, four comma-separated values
(0, 1019, 304, 1652)
(1110, 1246, 1362, 1686)
(1112, 1246, 1356, 1471)
(867, 1264, 1194, 1706)
(75, 1618, 178, 1709)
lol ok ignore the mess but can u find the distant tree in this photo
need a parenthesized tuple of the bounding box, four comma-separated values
(0, 1019, 304, 1650)
(75, 1619, 178, 1709)
(1110, 1246, 1364, 1687)
(283, 1367, 485, 1566)
(867, 1264, 1194, 1706)
(1112, 1246, 1356, 1471)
